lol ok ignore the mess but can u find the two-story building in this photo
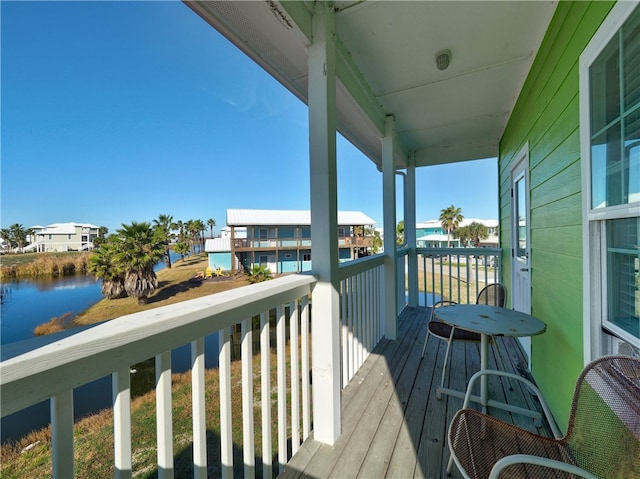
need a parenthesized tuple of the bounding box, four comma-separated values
(211, 208, 376, 274)
(416, 218, 499, 248)
(32, 222, 100, 252)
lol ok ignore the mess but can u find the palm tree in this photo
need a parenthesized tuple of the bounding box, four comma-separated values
(396, 220, 405, 246)
(439, 205, 463, 247)
(115, 222, 164, 305)
(207, 218, 217, 239)
(173, 220, 185, 243)
(465, 221, 489, 247)
(184, 220, 197, 255)
(248, 264, 272, 283)
(186, 219, 205, 255)
(88, 238, 127, 299)
(98, 226, 109, 238)
(153, 214, 174, 269)
(173, 241, 190, 261)
(9, 224, 27, 253)
(195, 219, 206, 250)
(0, 228, 12, 250)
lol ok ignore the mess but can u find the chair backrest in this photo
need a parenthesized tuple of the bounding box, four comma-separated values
(475, 283, 507, 307)
(565, 355, 640, 478)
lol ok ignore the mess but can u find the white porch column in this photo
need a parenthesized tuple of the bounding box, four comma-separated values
(406, 154, 418, 307)
(382, 116, 398, 339)
(308, 1, 341, 445)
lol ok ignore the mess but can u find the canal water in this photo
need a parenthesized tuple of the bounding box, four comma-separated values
(0, 252, 220, 443)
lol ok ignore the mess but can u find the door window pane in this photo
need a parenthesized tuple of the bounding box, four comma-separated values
(515, 176, 527, 260)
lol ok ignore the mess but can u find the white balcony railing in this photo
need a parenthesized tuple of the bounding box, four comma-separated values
(413, 247, 502, 305)
(338, 254, 385, 387)
(2, 275, 315, 479)
(1, 257, 389, 478)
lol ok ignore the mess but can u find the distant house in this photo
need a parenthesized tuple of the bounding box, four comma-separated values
(211, 208, 376, 274)
(416, 218, 498, 248)
(32, 222, 100, 252)
(204, 238, 233, 271)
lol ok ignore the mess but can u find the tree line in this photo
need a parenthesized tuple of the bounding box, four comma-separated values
(1, 224, 36, 252)
(89, 215, 216, 305)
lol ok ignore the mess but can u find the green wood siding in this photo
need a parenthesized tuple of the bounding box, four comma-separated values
(498, 1, 615, 429)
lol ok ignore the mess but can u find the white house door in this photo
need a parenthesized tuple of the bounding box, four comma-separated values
(511, 146, 532, 365)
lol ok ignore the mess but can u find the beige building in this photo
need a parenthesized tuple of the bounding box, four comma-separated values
(33, 222, 100, 252)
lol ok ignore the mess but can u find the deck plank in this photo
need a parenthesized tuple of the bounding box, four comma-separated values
(280, 306, 554, 479)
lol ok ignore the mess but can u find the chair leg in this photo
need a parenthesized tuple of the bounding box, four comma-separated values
(446, 453, 456, 476)
(437, 331, 455, 400)
(421, 329, 431, 358)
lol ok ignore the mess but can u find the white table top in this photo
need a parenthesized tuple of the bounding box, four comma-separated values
(433, 304, 546, 337)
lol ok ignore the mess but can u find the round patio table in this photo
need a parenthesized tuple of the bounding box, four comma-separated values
(433, 304, 546, 415)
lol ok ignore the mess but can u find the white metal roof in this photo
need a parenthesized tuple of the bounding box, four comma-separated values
(226, 209, 376, 227)
(417, 234, 451, 242)
(205, 238, 231, 253)
(36, 222, 100, 235)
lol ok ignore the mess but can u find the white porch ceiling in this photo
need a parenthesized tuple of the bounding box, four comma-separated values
(185, 1, 557, 169)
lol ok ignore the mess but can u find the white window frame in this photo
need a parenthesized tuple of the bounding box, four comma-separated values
(580, 0, 640, 362)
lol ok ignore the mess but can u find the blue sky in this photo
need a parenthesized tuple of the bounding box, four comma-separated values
(1, 1, 498, 235)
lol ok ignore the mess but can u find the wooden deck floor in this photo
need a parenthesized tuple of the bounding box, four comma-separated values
(280, 306, 554, 479)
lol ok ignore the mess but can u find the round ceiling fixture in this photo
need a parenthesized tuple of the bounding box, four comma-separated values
(435, 49, 452, 71)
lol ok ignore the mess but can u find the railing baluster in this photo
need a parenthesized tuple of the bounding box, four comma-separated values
(260, 312, 273, 479)
(290, 300, 300, 455)
(347, 276, 355, 382)
(51, 390, 74, 479)
(276, 304, 287, 473)
(376, 266, 381, 342)
(155, 351, 173, 479)
(362, 271, 368, 358)
(366, 269, 372, 353)
(341, 279, 349, 388)
(421, 254, 426, 306)
(191, 338, 207, 479)
(219, 327, 233, 479)
(301, 296, 311, 440)
(241, 320, 255, 479)
(355, 273, 363, 369)
(113, 368, 132, 479)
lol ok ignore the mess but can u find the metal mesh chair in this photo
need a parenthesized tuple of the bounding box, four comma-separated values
(448, 355, 640, 478)
(421, 283, 507, 398)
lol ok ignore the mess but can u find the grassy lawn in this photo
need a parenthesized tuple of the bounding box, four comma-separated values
(74, 254, 248, 326)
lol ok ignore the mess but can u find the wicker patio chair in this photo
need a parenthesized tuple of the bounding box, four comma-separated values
(448, 355, 640, 478)
(421, 283, 507, 398)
